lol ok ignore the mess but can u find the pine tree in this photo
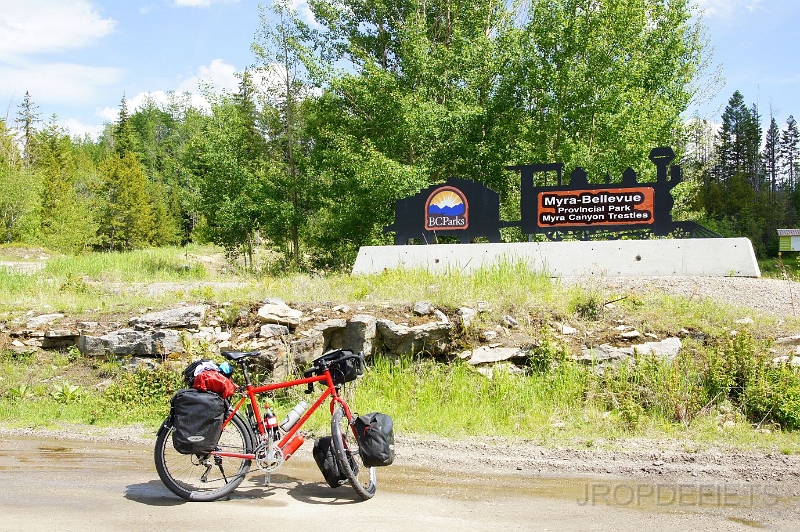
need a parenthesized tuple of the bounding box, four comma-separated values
(15, 91, 40, 165)
(114, 95, 136, 157)
(763, 115, 781, 200)
(95, 152, 153, 250)
(32, 117, 97, 252)
(715, 91, 762, 187)
(94, 97, 153, 250)
(781, 116, 799, 190)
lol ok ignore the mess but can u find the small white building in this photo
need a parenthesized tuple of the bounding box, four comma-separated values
(778, 229, 800, 251)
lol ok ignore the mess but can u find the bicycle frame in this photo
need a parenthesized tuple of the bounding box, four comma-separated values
(212, 368, 355, 461)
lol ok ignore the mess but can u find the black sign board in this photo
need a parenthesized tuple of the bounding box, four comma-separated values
(384, 147, 718, 244)
(383, 178, 505, 244)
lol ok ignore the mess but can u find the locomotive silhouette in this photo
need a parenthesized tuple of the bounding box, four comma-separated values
(384, 147, 718, 244)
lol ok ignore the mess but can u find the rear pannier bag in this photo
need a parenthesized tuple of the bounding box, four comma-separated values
(354, 412, 395, 467)
(313, 436, 358, 488)
(170, 388, 227, 455)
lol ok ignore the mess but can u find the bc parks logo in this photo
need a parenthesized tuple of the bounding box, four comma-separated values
(425, 186, 469, 231)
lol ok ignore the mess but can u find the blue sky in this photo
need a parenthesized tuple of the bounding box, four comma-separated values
(1, 0, 798, 140)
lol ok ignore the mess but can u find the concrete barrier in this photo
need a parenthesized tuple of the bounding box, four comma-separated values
(352, 238, 760, 277)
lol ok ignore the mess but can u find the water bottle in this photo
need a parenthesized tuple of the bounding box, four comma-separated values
(264, 407, 280, 441)
(279, 401, 309, 432)
(281, 433, 305, 460)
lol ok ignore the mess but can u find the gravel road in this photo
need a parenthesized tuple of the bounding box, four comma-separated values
(559, 275, 800, 320)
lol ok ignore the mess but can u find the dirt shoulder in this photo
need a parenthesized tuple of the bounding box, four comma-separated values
(4, 424, 799, 497)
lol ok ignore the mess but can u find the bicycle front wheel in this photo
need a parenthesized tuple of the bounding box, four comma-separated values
(154, 413, 253, 501)
(331, 406, 377, 500)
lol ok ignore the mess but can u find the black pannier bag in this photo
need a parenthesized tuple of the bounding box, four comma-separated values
(170, 388, 227, 455)
(313, 436, 358, 488)
(354, 412, 395, 467)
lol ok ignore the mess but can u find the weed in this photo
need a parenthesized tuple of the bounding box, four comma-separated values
(527, 337, 569, 373)
(51, 382, 83, 403)
(103, 365, 183, 405)
(7, 383, 34, 399)
(569, 288, 605, 320)
(1, 348, 35, 362)
(218, 303, 244, 328)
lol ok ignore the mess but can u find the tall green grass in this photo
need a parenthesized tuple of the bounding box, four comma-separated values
(2, 245, 800, 451)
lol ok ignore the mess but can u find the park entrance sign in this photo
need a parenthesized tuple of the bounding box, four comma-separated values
(355, 148, 759, 277)
(384, 147, 718, 244)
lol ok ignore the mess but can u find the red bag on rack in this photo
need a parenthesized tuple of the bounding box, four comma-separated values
(192, 370, 237, 399)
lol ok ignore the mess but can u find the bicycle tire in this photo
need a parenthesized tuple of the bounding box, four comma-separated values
(331, 406, 377, 500)
(154, 413, 253, 501)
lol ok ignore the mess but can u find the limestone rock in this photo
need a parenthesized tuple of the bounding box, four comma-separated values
(457, 307, 478, 328)
(461, 346, 524, 365)
(313, 319, 347, 350)
(129, 305, 207, 330)
(257, 302, 302, 327)
(260, 324, 290, 339)
(78, 329, 183, 357)
(376, 319, 451, 356)
(554, 322, 577, 335)
(26, 313, 64, 329)
(413, 302, 434, 316)
(345, 314, 377, 356)
(289, 330, 324, 365)
(575, 337, 682, 366)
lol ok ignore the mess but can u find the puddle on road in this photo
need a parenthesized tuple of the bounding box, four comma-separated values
(0, 435, 151, 472)
(265, 456, 792, 527)
(1, 435, 796, 527)
(377, 464, 784, 509)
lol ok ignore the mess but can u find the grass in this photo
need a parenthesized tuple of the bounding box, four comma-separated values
(353, 353, 800, 453)
(760, 252, 800, 280)
(1, 244, 800, 453)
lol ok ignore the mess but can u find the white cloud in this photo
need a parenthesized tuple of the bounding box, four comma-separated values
(286, 0, 318, 26)
(0, 62, 124, 105)
(177, 58, 241, 94)
(694, 0, 764, 18)
(92, 59, 241, 129)
(61, 118, 106, 140)
(0, 0, 115, 57)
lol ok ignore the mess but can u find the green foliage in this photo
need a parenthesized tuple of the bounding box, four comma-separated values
(527, 337, 569, 373)
(569, 287, 605, 320)
(186, 96, 267, 266)
(7, 383, 34, 399)
(0, 120, 41, 243)
(51, 382, 83, 403)
(103, 365, 183, 405)
(95, 152, 154, 251)
(33, 119, 99, 253)
(742, 364, 800, 431)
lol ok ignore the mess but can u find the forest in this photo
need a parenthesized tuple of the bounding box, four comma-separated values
(1, 0, 798, 270)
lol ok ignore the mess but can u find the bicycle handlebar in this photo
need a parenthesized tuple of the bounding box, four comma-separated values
(302, 350, 365, 393)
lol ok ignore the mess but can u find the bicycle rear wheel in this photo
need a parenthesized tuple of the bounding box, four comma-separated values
(154, 413, 253, 501)
(331, 406, 377, 500)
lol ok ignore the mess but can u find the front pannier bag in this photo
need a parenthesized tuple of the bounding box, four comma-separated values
(313, 436, 357, 488)
(170, 388, 227, 455)
(354, 412, 395, 467)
